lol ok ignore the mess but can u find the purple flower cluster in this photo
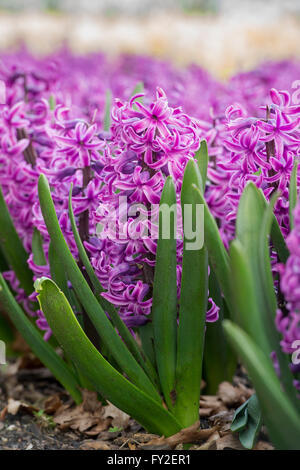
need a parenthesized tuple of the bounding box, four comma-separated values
(278, 204, 300, 353)
(89, 87, 218, 325)
(0, 49, 299, 380)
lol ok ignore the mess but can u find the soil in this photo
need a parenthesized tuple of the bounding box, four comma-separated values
(0, 358, 273, 451)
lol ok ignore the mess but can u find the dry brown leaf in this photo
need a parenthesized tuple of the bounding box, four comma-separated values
(199, 395, 227, 417)
(80, 440, 111, 450)
(0, 406, 7, 422)
(208, 410, 235, 434)
(254, 441, 274, 450)
(102, 402, 130, 429)
(7, 398, 38, 416)
(216, 432, 245, 450)
(44, 394, 63, 415)
(194, 431, 220, 450)
(142, 421, 219, 450)
(217, 381, 252, 407)
(132, 432, 158, 444)
(54, 390, 109, 434)
(84, 420, 111, 436)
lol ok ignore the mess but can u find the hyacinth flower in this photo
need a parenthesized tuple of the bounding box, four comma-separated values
(33, 155, 211, 435)
(1, 50, 300, 445)
(0, 77, 224, 435)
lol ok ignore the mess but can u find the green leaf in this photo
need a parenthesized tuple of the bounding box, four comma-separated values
(258, 193, 299, 406)
(203, 270, 236, 394)
(0, 312, 14, 345)
(235, 184, 298, 406)
(0, 273, 81, 403)
(195, 140, 208, 193)
(229, 239, 270, 352)
(174, 160, 207, 427)
(32, 228, 47, 266)
(152, 176, 178, 411)
(238, 394, 263, 449)
(38, 175, 160, 402)
(68, 186, 158, 386)
(0, 246, 9, 272)
(223, 320, 300, 450)
(0, 186, 33, 294)
(270, 213, 289, 263)
(103, 90, 112, 132)
(35, 277, 181, 437)
(230, 400, 249, 433)
(131, 81, 144, 101)
(191, 185, 233, 313)
(289, 158, 299, 230)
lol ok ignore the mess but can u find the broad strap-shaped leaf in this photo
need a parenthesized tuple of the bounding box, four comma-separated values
(174, 160, 207, 427)
(38, 175, 160, 402)
(231, 394, 262, 449)
(229, 239, 270, 352)
(0, 273, 81, 403)
(195, 139, 208, 193)
(289, 158, 299, 230)
(68, 187, 158, 386)
(238, 394, 262, 449)
(0, 246, 9, 272)
(203, 269, 236, 394)
(230, 400, 249, 433)
(35, 277, 181, 437)
(224, 320, 300, 450)
(191, 185, 233, 313)
(32, 228, 47, 266)
(258, 193, 299, 406)
(103, 90, 112, 131)
(0, 186, 33, 294)
(131, 82, 144, 108)
(270, 212, 289, 263)
(152, 176, 178, 411)
(235, 184, 298, 405)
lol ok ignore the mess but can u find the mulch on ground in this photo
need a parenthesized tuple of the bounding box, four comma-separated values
(0, 355, 273, 451)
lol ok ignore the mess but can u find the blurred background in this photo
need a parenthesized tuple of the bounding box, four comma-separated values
(0, 0, 299, 78)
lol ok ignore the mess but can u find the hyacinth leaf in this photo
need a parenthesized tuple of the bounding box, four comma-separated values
(0, 186, 33, 295)
(258, 194, 299, 407)
(48, 241, 72, 305)
(38, 174, 160, 402)
(230, 400, 249, 433)
(270, 213, 289, 263)
(68, 187, 158, 386)
(35, 277, 181, 436)
(236, 184, 298, 404)
(203, 270, 236, 394)
(289, 158, 299, 230)
(236, 394, 262, 449)
(152, 176, 178, 411)
(0, 273, 81, 403)
(195, 139, 208, 193)
(174, 160, 207, 427)
(0, 312, 14, 346)
(191, 185, 232, 313)
(131, 81, 144, 101)
(32, 228, 47, 266)
(235, 183, 276, 353)
(223, 320, 300, 450)
(229, 240, 270, 352)
(139, 320, 156, 369)
(0, 246, 9, 272)
(103, 89, 112, 132)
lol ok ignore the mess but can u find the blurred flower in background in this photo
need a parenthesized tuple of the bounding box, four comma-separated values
(0, 0, 299, 78)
